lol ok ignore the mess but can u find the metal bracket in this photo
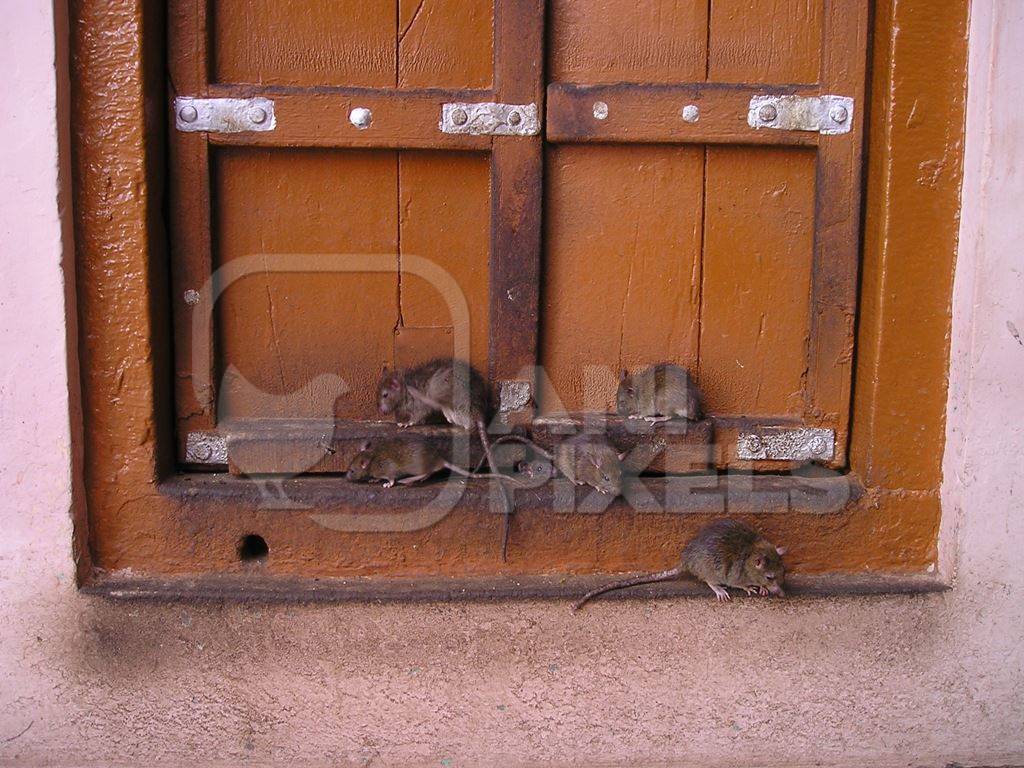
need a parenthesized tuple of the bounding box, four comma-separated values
(185, 431, 228, 465)
(440, 102, 540, 136)
(498, 380, 533, 413)
(174, 97, 276, 134)
(736, 428, 835, 461)
(748, 95, 854, 135)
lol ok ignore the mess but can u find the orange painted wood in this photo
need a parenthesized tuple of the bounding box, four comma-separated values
(708, 0, 824, 84)
(805, 0, 870, 458)
(203, 85, 494, 151)
(212, 148, 399, 422)
(540, 145, 704, 415)
(548, 0, 708, 83)
(212, 0, 397, 87)
(399, 0, 494, 89)
(698, 146, 817, 419)
(546, 82, 820, 146)
(168, 0, 216, 463)
(398, 151, 492, 377)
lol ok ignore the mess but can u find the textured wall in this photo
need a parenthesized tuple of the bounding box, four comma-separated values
(1, 1, 1023, 766)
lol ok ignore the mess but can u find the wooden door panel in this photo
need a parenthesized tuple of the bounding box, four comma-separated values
(699, 146, 816, 418)
(548, 0, 708, 83)
(398, 0, 494, 88)
(539, 144, 704, 415)
(212, 0, 397, 87)
(708, 0, 824, 84)
(212, 147, 398, 422)
(398, 151, 492, 377)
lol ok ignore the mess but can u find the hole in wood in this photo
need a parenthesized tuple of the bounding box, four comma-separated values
(237, 534, 269, 562)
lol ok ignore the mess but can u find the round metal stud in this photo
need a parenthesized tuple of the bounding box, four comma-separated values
(349, 107, 373, 130)
(809, 436, 829, 457)
(178, 104, 198, 123)
(829, 105, 849, 124)
(451, 107, 468, 126)
(758, 104, 778, 123)
(248, 106, 268, 125)
(507, 110, 522, 127)
(183, 289, 200, 306)
(593, 101, 609, 120)
(745, 435, 764, 454)
(681, 104, 700, 123)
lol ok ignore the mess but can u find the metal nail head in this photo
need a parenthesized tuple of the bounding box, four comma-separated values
(451, 107, 468, 126)
(248, 106, 268, 125)
(179, 104, 198, 123)
(758, 104, 778, 123)
(681, 104, 700, 123)
(349, 107, 372, 129)
(507, 110, 521, 126)
(829, 105, 849, 124)
(593, 101, 609, 120)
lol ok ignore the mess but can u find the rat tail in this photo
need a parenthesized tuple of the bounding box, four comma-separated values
(573, 567, 684, 611)
(476, 421, 516, 562)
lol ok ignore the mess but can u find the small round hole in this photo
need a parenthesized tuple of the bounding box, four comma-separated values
(238, 534, 269, 562)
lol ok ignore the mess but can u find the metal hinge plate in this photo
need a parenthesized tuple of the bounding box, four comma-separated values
(440, 102, 540, 136)
(736, 427, 836, 461)
(748, 95, 854, 135)
(185, 431, 228, 465)
(174, 97, 276, 134)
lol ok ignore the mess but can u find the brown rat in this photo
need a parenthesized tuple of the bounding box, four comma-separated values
(376, 359, 514, 557)
(573, 518, 786, 609)
(616, 363, 702, 422)
(491, 434, 624, 496)
(345, 438, 520, 488)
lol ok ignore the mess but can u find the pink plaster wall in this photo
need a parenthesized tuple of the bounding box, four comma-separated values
(1, 2, 1023, 766)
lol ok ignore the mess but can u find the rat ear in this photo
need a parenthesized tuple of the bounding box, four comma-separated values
(752, 554, 766, 569)
(776, 546, 787, 556)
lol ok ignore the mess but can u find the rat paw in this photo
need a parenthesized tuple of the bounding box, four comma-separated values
(709, 583, 730, 601)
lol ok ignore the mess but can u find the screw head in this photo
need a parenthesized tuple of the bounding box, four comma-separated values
(758, 104, 778, 123)
(451, 107, 468, 126)
(248, 106, 268, 125)
(507, 110, 521, 127)
(349, 107, 372, 130)
(178, 104, 198, 123)
(681, 104, 700, 123)
(829, 105, 849, 124)
(593, 101, 609, 120)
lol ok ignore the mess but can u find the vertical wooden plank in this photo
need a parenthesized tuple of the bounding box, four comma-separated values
(398, 151, 492, 376)
(708, 0, 823, 84)
(549, 0, 708, 83)
(213, 148, 399, 423)
(398, 0, 494, 89)
(540, 145, 705, 414)
(489, 0, 544, 402)
(806, 0, 870, 463)
(212, 0, 397, 87)
(699, 147, 817, 418)
(167, 0, 215, 462)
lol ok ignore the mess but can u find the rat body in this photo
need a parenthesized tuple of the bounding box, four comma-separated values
(377, 359, 514, 556)
(345, 438, 517, 488)
(574, 518, 786, 609)
(492, 434, 624, 496)
(617, 363, 702, 423)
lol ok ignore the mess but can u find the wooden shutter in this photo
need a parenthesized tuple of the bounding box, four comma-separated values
(168, 0, 867, 474)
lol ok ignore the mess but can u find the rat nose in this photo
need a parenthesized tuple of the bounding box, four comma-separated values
(770, 583, 785, 597)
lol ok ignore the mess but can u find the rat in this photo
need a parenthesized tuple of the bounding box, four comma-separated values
(573, 518, 787, 609)
(377, 358, 514, 557)
(489, 433, 624, 496)
(616, 363, 702, 423)
(345, 437, 520, 488)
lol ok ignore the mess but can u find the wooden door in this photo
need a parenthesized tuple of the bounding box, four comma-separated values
(168, 0, 867, 474)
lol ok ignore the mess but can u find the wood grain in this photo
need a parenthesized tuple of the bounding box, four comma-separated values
(212, 147, 399, 422)
(540, 145, 704, 415)
(698, 146, 817, 418)
(399, 0, 494, 89)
